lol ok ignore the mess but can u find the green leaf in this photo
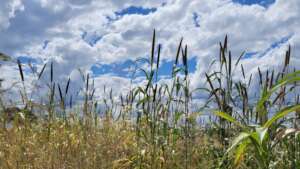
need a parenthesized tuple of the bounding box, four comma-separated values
(226, 132, 250, 154)
(174, 111, 184, 123)
(234, 140, 249, 167)
(214, 111, 244, 128)
(136, 96, 151, 107)
(263, 104, 300, 128)
(248, 127, 268, 147)
(255, 127, 268, 144)
(256, 71, 300, 114)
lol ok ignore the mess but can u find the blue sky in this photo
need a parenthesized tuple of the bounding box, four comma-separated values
(116, 6, 157, 16)
(233, 0, 275, 7)
(0, 0, 299, 99)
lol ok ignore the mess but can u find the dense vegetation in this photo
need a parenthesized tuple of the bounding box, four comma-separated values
(0, 31, 299, 169)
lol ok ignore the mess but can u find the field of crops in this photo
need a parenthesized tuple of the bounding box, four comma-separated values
(0, 31, 299, 169)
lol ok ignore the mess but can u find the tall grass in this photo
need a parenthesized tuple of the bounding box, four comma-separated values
(0, 31, 299, 169)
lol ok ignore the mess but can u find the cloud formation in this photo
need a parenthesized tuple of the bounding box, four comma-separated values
(0, 0, 24, 30)
(0, 0, 299, 103)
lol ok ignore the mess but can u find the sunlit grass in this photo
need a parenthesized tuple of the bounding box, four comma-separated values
(0, 30, 299, 169)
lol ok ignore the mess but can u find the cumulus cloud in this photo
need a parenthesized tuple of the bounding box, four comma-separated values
(0, 0, 299, 104)
(0, 0, 24, 30)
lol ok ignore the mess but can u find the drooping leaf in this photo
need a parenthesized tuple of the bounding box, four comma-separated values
(263, 104, 300, 128)
(226, 132, 250, 154)
(214, 111, 244, 128)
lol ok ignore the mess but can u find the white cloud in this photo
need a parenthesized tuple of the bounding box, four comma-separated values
(0, 0, 299, 106)
(0, 0, 24, 30)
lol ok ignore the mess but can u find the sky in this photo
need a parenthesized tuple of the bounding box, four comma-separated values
(0, 0, 299, 105)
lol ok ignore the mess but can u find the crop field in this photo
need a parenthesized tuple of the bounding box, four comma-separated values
(0, 30, 299, 169)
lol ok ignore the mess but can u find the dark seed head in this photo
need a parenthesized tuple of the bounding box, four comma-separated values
(17, 59, 24, 82)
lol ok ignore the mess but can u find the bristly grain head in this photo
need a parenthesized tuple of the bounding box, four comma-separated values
(219, 42, 223, 64)
(258, 67, 262, 86)
(182, 44, 188, 76)
(241, 64, 245, 79)
(120, 95, 124, 106)
(86, 73, 90, 92)
(51, 83, 55, 102)
(228, 51, 232, 76)
(235, 51, 245, 66)
(175, 38, 183, 65)
(69, 94, 73, 108)
(248, 74, 252, 87)
(50, 61, 53, 83)
(38, 63, 47, 80)
(284, 45, 291, 67)
(219, 36, 227, 69)
(224, 34, 228, 52)
(17, 59, 24, 82)
(151, 29, 156, 68)
(91, 88, 95, 100)
(65, 78, 70, 95)
(269, 70, 274, 89)
(157, 44, 161, 70)
(58, 84, 63, 102)
(265, 70, 269, 88)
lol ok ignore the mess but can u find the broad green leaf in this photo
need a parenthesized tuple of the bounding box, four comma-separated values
(214, 111, 244, 128)
(255, 127, 268, 145)
(234, 140, 249, 167)
(250, 132, 261, 146)
(263, 104, 300, 128)
(226, 132, 250, 154)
